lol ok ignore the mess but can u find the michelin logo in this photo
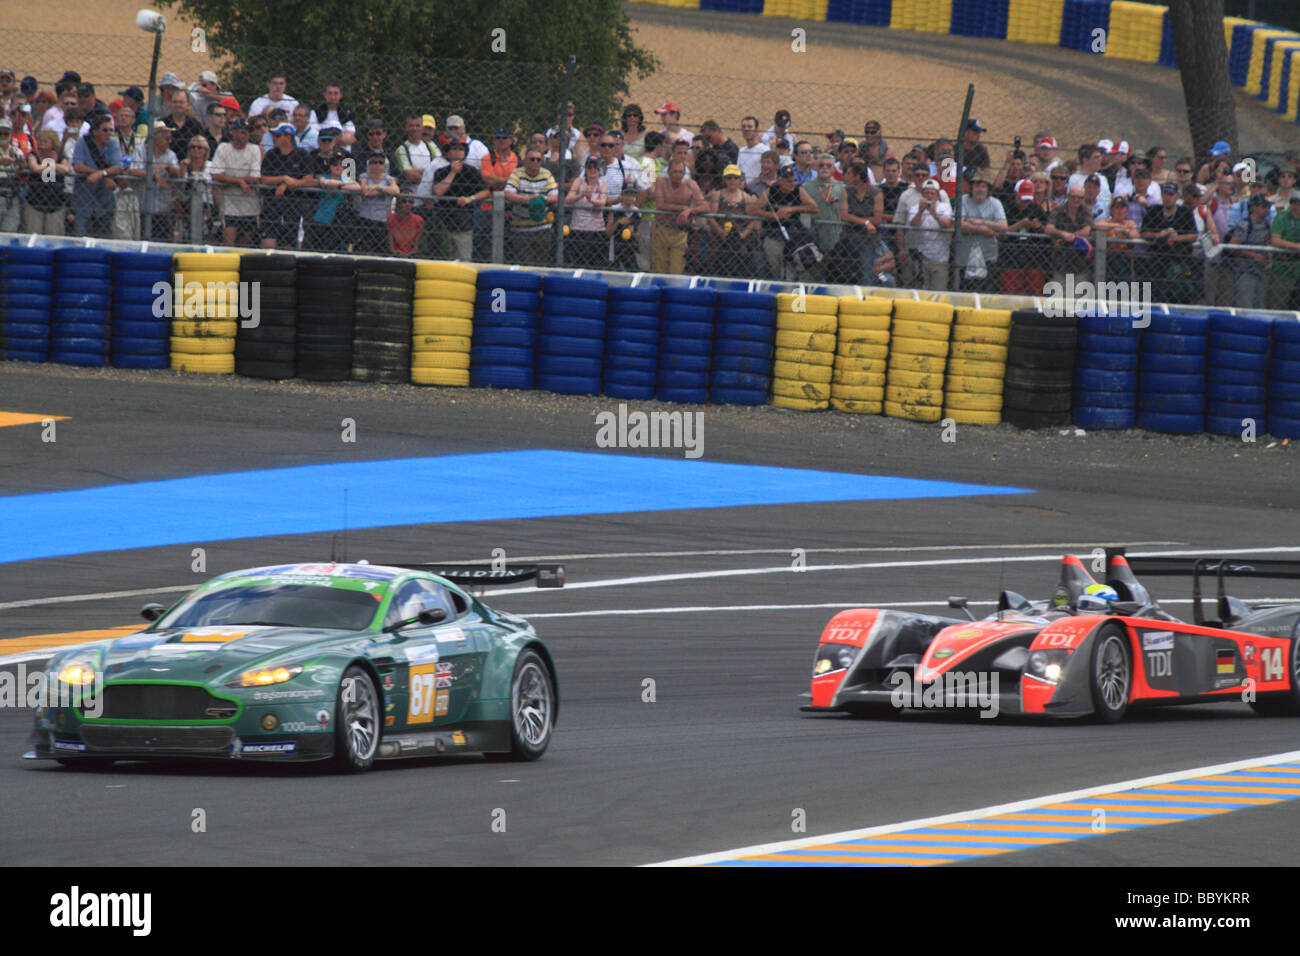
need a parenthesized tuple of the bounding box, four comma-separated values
(241, 742, 297, 755)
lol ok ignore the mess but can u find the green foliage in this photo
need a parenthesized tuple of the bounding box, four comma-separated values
(159, 0, 659, 139)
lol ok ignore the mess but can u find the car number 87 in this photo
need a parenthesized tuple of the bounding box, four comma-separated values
(408, 663, 438, 724)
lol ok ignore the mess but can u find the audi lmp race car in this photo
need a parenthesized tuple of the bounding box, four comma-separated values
(25, 561, 563, 771)
(803, 549, 1300, 722)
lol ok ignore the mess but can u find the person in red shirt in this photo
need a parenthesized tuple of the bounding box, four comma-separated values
(387, 193, 424, 256)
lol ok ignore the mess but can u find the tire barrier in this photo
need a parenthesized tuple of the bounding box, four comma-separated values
(885, 300, 954, 422)
(710, 289, 776, 406)
(169, 251, 238, 374)
(772, 290, 838, 411)
(109, 252, 172, 371)
(538, 275, 609, 396)
(1073, 312, 1141, 430)
(412, 260, 477, 387)
(943, 307, 1010, 426)
(237, 253, 298, 380)
(1002, 309, 1077, 429)
(657, 285, 715, 404)
(1268, 318, 1300, 439)
(352, 259, 415, 385)
(831, 296, 891, 415)
(294, 257, 356, 382)
(471, 268, 539, 390)
(1206, 310, 1271, 438)
(1137, 311, 1208, 434)
(1, 245, 54, 362)
(52, 246, 113, 367)
(604, 283, 661, 401)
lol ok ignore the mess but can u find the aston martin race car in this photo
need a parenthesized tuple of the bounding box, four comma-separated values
(25, 560, 563, 770)
(802, 549, 1300, 722)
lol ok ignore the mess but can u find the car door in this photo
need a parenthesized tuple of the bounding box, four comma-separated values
(385, 578, 484, 729)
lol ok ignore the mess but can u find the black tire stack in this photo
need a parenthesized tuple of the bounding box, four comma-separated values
(236, 253, 298, 380)
(296, 257, 356, 381)
(352, 259, 415, 384)
(1001, 309, 1078, 429)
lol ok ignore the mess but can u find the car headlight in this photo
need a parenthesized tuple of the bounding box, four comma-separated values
(813, 644, 858, 676)
(58, 662, 98, 686)
(226, 664, 303, 688)
(1026, 649, 1070, 683)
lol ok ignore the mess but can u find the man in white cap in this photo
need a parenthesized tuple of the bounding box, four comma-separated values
(156, 72, 184, 122)
(441, 114, 488, 169)
(189, 69, 225, 122)
(894, 176, 952, 289)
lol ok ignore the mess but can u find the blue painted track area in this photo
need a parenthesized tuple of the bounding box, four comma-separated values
(0, 450, 1030, 563)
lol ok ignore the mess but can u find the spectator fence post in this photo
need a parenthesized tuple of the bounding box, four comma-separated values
(491, 190, 505, 263)
(1093, 230, 1108, 287)
(947, 83, 975, 293)
(553, 55, 577, 268)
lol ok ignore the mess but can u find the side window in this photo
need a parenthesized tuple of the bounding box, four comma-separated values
(385, 579, 460, 627)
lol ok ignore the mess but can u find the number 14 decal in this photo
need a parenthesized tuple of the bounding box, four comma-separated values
(1261, 646, 1286, 683)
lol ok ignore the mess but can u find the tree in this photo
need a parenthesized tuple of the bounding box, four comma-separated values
(161, 0, 659, 137)
(1168, 0, 1238, 161)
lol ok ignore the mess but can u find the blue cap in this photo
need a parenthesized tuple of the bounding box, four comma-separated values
(271, 123, 295, 137)
(1209, 140, 1231, 157)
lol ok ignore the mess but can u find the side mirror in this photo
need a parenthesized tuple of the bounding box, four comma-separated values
(141, 603, 166, 621)
(383, 606, 448, 633)
(948, 596, 976, 621)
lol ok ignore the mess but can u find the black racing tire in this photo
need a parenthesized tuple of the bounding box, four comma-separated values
(352, 367, 410, 384)
(236, 359, 296, 380)
(332, 665, 381, 772)
(1088, 624, 1132, 723)
(1002, 386, 1073, 412)
(1011, 309, 1077, 329)
(236, 343, 296, 363)
(484, 649, 555, 762)
(1249, 633, 1300, 717)
(1010, 327, 1078, 350)
(1006, 345, 1077, 370)
(1002, 407, 1074, 428)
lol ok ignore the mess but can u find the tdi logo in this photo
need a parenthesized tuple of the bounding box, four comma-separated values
(1147, 650, 1173, 678)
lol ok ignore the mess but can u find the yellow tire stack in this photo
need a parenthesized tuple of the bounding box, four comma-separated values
(944, 308, 1012, 426)
(771, 291, 838, 411)
(831, 296, 891, 414)
(411, 261, 477, 386)
(885, 300, 954, 423)
(170, 252, 239, 373)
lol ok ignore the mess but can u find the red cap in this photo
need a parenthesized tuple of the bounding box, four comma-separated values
(654, 102, 680, 115)
(1036, 135, 1057, 150)
(1016, 178, 1034, 201)
(109, 98, 125, 112)
(220, 95, 242, 114)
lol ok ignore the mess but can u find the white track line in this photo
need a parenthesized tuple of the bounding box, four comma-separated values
(647, 748, 1300, 867)
(518, 597, 1300, 620)
(3, 546, 1296, 610)
(445, 541, 1182, 562)
(485, 546, 1300, 596)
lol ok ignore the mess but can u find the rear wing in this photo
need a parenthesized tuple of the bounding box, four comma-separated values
(401, 563, 565, 591)
(1107, 548, 1300, 624)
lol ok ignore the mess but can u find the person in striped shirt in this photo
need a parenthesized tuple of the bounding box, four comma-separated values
(504, 148, 557, 265)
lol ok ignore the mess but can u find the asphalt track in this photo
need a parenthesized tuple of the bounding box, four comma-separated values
(1, 362, 1299, 867)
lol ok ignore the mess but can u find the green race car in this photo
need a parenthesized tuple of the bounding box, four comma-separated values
(24, 561, 562, 772)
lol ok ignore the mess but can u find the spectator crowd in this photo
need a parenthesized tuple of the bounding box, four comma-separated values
(2, 64, 1300, 309)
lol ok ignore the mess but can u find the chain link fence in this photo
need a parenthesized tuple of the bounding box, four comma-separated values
(3, 29, 1299, 309)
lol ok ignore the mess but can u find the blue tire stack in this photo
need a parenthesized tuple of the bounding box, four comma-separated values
(603, 284, 661, 400)
(1072, 312, 1140, 429)
(471, 269, 540, 390)
(1268, 319, 1300, 439)
(51, 247, 113, 367)
(1205, 311, 1271, 437)
(536, 275, 608, 396)
(710, 289, 775, 405)
(1137, 311, 1209, 434)
(111, 251, 174, 370)
(657, 286, 716, 404)
(1, 245, 55, 362)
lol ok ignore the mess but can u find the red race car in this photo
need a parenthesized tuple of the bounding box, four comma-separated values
(802, 549, 1300, 722)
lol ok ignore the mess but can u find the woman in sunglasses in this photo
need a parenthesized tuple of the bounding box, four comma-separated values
(621, 105, 647, 162)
